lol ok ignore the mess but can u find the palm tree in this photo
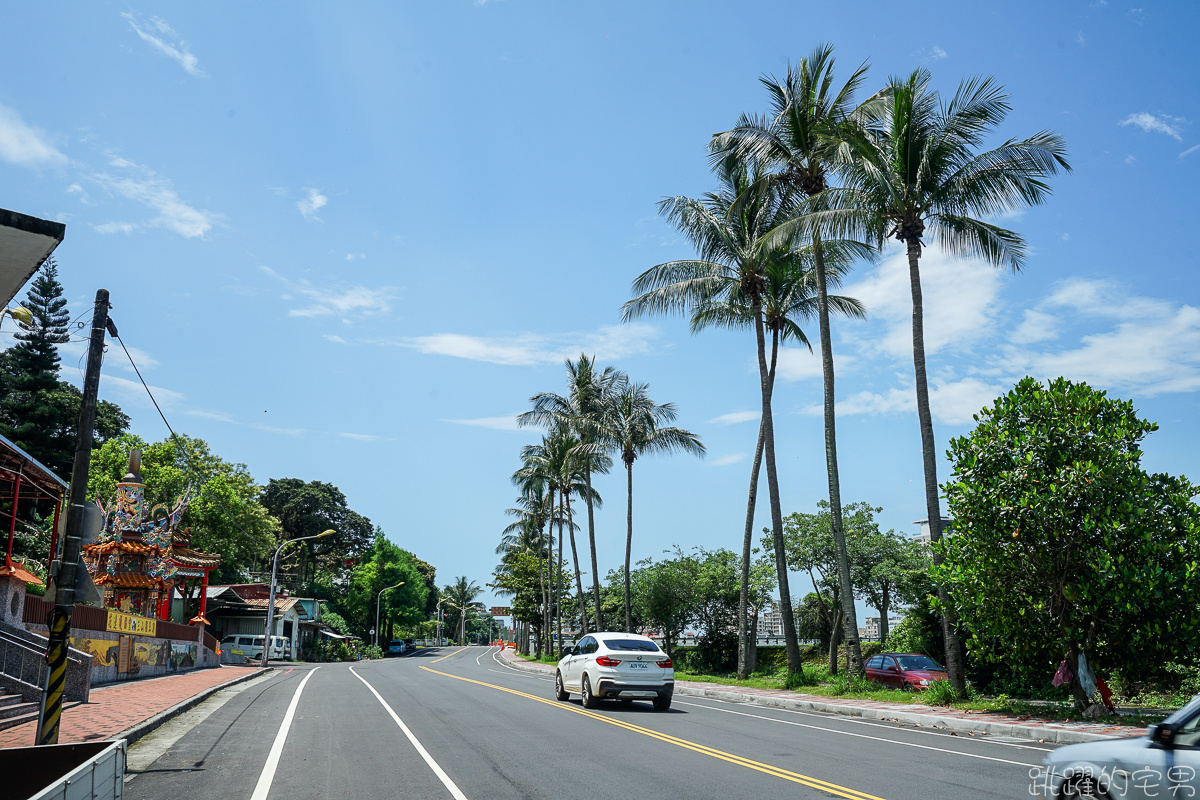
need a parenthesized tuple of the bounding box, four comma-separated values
(518, 356, 623, 630)
(599, 382, 705, 633)
(622, 157, 810, 674)
(688, 234, 866, 679)
(711, 43, 883, 676)
(442, 576, 484, 645)
(835, 68, 1070, 692)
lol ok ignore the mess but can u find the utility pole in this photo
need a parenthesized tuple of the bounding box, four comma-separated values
(37, 290, 109, 745)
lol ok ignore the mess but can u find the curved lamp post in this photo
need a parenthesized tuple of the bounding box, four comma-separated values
(0, 306, 31, 331)
(374, 581, 404, 649)
(442, 600, 466, 646)
(262, 529, 335, 667)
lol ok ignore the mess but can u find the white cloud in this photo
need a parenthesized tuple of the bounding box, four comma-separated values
(122, 12, 206, 77)
(298, 188, 327, 221)
(1000, 280, 1200, 397)
(184, 409, 235, 423)
(442, 415, 523, 431)
(254, 424, 306, 437)
(1120, 112, 1185, 141)
(90, 157, 216, 238)
(260, 266, 395, 321)
(705, 411, 759, 426)
(1180, 145, 1200, 159)
(917, 46, 947, 63)
(340, 432, 381, 442)
(324, 334, 348, 345)
(1010, 309, 1060, 345)
(0, 103, 67, 168)
(709, 454, 746, 467)
(98, 373, 185, 409)
(1076, 31, 1087, 46)
(394, 323, 662, 366)
(93, 221, 138, 235)
(1125, 155, 1137, 165)
(829, 378, 1002, 426)
(841, 245, 1003, 360)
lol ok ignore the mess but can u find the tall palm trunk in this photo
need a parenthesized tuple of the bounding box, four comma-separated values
(737, 390, 768, 679)
(557, 493, 565, 657)
(623, 458, 634, 633)
(905, 238, 965, 693)
(756, 304, 801, 673)
(544, 488, 555, 654)
(566, 492, 588, 634)
(814, 235, 864, 676)
(584, 467, 603, 630)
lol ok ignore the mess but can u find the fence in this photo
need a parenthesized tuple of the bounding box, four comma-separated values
(24, 596, 201, 643)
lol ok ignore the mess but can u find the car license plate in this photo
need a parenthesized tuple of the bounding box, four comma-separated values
(629, 662, 648, 669)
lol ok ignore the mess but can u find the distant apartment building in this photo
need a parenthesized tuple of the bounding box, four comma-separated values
(757, 606, 784, 637)
(912, 516, 954, 546)
(863, 615, 904, 641)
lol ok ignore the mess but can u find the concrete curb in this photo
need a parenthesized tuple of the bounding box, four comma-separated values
(116, 666, 272, 746)
(494, 649, 1137, 745)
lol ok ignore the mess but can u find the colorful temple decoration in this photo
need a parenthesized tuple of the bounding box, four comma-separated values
(83, 450, 222, 623)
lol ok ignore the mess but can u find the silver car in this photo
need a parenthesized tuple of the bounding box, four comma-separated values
(1036, 693, 1199, 798)
(555, 632, 674, 710)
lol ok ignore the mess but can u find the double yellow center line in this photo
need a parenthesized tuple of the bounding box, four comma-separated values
(421, 663, 888, 800)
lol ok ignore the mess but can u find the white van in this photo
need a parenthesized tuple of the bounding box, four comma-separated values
(221, 635, 290, 661)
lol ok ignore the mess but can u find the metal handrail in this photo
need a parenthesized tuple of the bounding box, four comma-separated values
(0, 627, 48, 690)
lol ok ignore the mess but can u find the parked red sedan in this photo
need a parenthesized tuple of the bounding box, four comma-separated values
(864, 653, 949, 691)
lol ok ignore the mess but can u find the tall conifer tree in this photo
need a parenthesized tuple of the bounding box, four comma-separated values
(0, 257, 73, 473)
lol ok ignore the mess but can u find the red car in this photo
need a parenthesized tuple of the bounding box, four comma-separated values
(864, 653, 949, 691)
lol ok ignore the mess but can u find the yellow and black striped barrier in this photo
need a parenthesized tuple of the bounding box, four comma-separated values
(36, 606, 72, 744)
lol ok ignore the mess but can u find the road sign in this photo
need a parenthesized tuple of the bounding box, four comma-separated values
(489, 607, 510, 616)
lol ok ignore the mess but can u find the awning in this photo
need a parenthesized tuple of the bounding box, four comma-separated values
(0, 209, 65, 309)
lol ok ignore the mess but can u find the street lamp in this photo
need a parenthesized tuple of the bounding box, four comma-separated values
(374, 581, 404, 649)
(262, 529, 335, 667)
(442, 600, 468, 646)
(0, 305, 31, 331)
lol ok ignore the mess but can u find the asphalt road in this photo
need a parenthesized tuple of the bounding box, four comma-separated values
(126, 646, 1056, 800)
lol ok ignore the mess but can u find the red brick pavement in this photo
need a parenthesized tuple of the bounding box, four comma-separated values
(0, 665, 266, 748)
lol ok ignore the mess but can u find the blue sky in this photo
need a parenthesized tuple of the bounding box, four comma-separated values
(2, 1, 1198, 625)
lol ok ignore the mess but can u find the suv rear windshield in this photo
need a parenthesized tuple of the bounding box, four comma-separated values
(601, 639, 660, 652)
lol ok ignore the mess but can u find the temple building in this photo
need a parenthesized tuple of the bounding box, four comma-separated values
(83, 450, 221, 623)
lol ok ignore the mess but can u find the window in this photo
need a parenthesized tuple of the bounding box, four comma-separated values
(881, 656, 896, 670)
(865, 655, 883, 669)
(896, 656, 943, 671)
(237, 637, 255, 646)
(602, 638, 660, 653)
(580, 637, 598, 654)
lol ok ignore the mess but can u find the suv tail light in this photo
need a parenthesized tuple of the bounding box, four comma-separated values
(657, 658, 673, 668)
(595, 656, 621, 667)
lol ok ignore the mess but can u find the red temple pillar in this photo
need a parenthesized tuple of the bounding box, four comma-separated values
(198, 569, 209, 620)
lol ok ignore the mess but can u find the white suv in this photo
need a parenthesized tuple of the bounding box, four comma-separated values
(555, 632, 674, 710)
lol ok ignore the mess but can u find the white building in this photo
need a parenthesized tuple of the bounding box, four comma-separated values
(863, 615, 905, 641)
(912, 516, 954, 546)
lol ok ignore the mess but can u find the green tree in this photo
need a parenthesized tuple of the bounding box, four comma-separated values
(631, 552, 698, 659)
(849, 524, 928, 645)
(87, 433, 279, 583)
(259, 477, 374, 586)
(837, 70, 1071, 693)
(598, 381, 705, 633)
(0, 258, 73, 474)
(345, 533, 429, 642)
(939, 377, 1200, 707)
(712, 45, 883, 677)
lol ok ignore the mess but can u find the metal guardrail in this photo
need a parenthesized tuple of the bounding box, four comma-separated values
(0, 626, 48, 690)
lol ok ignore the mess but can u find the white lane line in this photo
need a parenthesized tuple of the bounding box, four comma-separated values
(673, 700, 1037, 768)
(475, 647, 497, 666)
(349, 666, 469, 800)
(250, 667, 320, 800)
(680, 695, 1053, 752)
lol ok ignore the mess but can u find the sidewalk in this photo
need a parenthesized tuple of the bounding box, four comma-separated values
(496, 649, 1146, 745)
(0, 665, 267, 749)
